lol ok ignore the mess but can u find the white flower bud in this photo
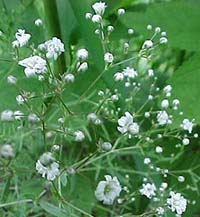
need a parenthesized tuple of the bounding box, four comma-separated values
(77, 62, 88, 73)
(85, 12, 92, 19)
(101, 142, 112, 151)
(107, 25, 114, 33)
(128, 28, 134, 35)
(64, 73, 75, 83)
(155, 146, 163, 153)
(182, 138, 190, 145)
(35, 18, 42, 26)
(104, 52, 114, 64)
(161, 99, 169, 108)
(1, 110, 14, 121)
(155, 27, 161, 33)
(147, 24, 152, 30)
(92, 14, 102, 23)
(160, 37, 168, 44)
(142, 40, 153, 49)
(76, 48, 88, 61)
(117, 8, 125, 16)
(0, 144, 14, 158)
(7, 75, 17, 84)
(114, 72, 124, 81)
(178, 176, 185, 182)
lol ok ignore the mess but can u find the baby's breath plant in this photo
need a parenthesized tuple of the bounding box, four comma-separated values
(0, 1, 200, 217)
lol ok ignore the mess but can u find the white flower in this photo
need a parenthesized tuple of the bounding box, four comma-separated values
(101, 142, 112, 151)
(28, 113, 40, 123)
(128, 28, 134, 35)
(16, 95, 25, 105)
(74, 130, 85, 142)
(156, 207, 164, 215)
(104, 52, 114, 64)
(148, 69, 154, 77)
(36, 152, 59, 181)
(142, 40, 153, 49)
(117, 112, 139, 135)
(178, 176, 185, 183)
(85, 12, 92, 19)
(76, 48, 88, 61)
(160, 37, 168, 44)
(14, 110, 24, 120)
(139, 183, 156, 199)
(122, 67, 138, 78)
(157, 111, 169, 125)
(64, 73, 75, 83)
(13, 29, 31, 47)
(77, 62, 88, 73)
(7, 75, 17, 84)
(18, 55, 47, 77)
(0, 144, 14, 158)
(39, 37, 64, 60)
(163, 85, 172, 97)
(35, 18, 42, 26)
(155, 146, 163, 153)
(167, 191, 187, 215)
(107, 25, 114, 33)
(114, 72, 124, 81)
(180, 119, 194, 134)
(92, 14, 102, 23)
(1, 110, 14, 122)
(182, 138, 190, 145)
(117, 8, 125, 16)
(92, 1, 107, 15)
(144, 157, 151, 165)
(161, 99, 169, 108)
(95, 175, 121, 205)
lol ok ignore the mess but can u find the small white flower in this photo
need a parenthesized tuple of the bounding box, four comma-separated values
(160, 37, 168, 44)
(7, 75, 17, 84)
(13, 29, 31, 47)
(107, 25, 114, 33)
(92, 14, 102, 23)
(16, 95, 25, 105)
(180, 119, 194, 134)
(85, 12, 92, 19)
(157, 111, 169, 125)
(117, 8, 125, 16)
(163, 85, 172, 97)
(155, 146, 163, 153)
(92, 1, 107, 15)
(1, 110, 14, 122)
(74, 130, 85, 142)
(155, 27, 161, 33)
(87, 113, 97, 122)
(28, 113, 40, 123)
(128, 28, 134, 35)
(104, 52, 114, 64)
(167, 191, 187, 215)
(0, 144, 14, 158)
(77, 62, 88, 73)
(39, 37, 64, 60)
(182, 138, 190, 145)
(95, 175, 121, 205)
(148, 69, 154, 77)
(114, 72, 124, 81)
(64, 73, 75, 83)
(36, 152, 59, 181)
(142, 40, 153, 49)
(101, 142, 112, 151)
(76, 48, 88, 61)
(144, 158, 151, 165)
(178, 176, 185, 183)
(117, 112, 139, 135)
(147, 24, 152, 30)
(161, 99, 169, 108)
(14, 110, 24, 120)
(18, 55, 47, 77)
(140, 183, 156, 199)
(122, 67, 138, 78)
(35, 18, 42, 26)
(156, 207, 164, 215)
